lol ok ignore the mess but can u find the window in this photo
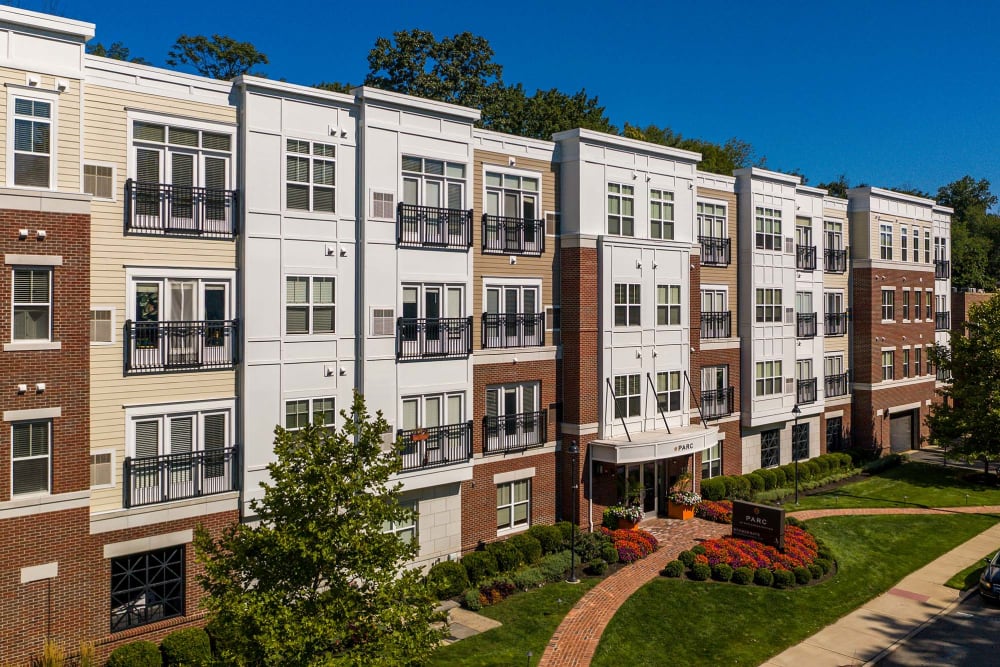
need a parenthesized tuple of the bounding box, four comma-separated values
(90, 451, 114, 488)
(110, 546, 184, 632)
(925, 290, 933, 320)
(913, 228, 920, 263)
(902, 348, 910, 378)
(383, 500, 418, 545)
(792, 423, 809, 461)
(485, 171, 539, 220)
(12, 421, 49, 495)
(12, 97, 52, 188)
(371, 308, 395, 336)
(755, 360, 783, 396)
(882, 350, 895, 381)
(497, 479, 530, 531)
(755, 207, 782, 250)
(402, 155, 465, 210)
(796, 291, 813, 315)
(698, 201, 726, 238)
(614, 284, 641, 327)
(824, 220, 843, 250)
(914, 347, 922, 376)
(286, 277, 335, 334)
(902, 290, 910, 320)
(755, 288, 782, 323)
(371, 191, 394, 219)
(656, 285, 681, 326)
(607, 183, 635, 236)
(825, 291, 844, 321)
(485, 285, 539, 318)
(649, 189, 674, 239)
(796, 359, 813, 381)
(286, 139, 335, 212)
(656, 371, 681, 413)
(881, 289, 895, 321)
(701, 441, 722, 479)
(285, 397, 336, 430)
(914, 289, 923, 320)
(401, 393, 464, 431)
(924, 230, 931, 263)
(826, 416, 843, 451)
(760, 429, 780, 468)
(13, 268, 51, 341)
(131, 120, 231, 196)
(84, 164, 114, 199)
(796, 219, 813, 246)
(824, 355, 844, 377)
(879, 224, 893, 260)
(90, 308, 114, 343)
(901, 226, 908, 262)
(614, 374, 641, 417)
(131, 410, 230, 461)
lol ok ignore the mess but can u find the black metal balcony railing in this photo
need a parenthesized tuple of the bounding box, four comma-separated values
(123, 446, 238, 508)
(935, 259, 951, 280)
(935, 312, 951, 331)
(397, 317, 472, 360)
(397, 203, 473, 249)
(482, 215, 544, 256)
(936, 367, 952, 382)
(125, 179, 238, 239)
(797, 378, 818, 404)
(797, 312, 817, 338)
(699, 236, 731, 267)
(825, 312, 848, 336)
(796, 245, 817, 271)
(124, 320, 239, 375)
(483, 410, 547, 455)
(700, 311, 732, 339)
(700, 386, 734, 419)
(825, 372, 850, 398)
(482, 313, 545, 348)
(398, 422, 472, 472)
(824, 248, 847, 273)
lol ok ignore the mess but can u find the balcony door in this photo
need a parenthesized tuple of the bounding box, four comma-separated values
(486, 285, 538, 347)
(134, 143, 230, 232)
(485, 172, 539, 250)
(132, 278, 230, 368)
(485, 382, 539, 451)
(701, 366, 728, 417)
(824, 220, 843, 251)
(402, 393, 464, 465)
(796, 221, 812, 247)
(132, 411, 229, 502)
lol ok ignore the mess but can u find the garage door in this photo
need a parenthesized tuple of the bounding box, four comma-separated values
(890, 411, 914, 452)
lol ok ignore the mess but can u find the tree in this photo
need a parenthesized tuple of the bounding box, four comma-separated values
(86, 41, 150, 65)
(194, 391, 443, 666)
(817, 174, 851, 199)
(937, 176, 997, 221)
(622, 123, 757, 176)
(313, 81, 353, 94)
(926, 295, 1000, 474)
(167, 34, 268, 80)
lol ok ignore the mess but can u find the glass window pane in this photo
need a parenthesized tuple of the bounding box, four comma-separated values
(313, 278, 334, 304)
(485, 172, 502, 187)
(446, 162, 465, 178)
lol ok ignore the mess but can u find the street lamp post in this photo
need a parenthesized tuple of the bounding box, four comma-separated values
(792, 404, 802, 505)
(568, 440, 580, 584)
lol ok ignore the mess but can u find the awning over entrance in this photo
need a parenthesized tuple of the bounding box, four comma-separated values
(589, 423, 721, 465)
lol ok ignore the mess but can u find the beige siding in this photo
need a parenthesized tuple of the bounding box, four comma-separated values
(696, 186, 738, 314)
(823, 208, 849, 357)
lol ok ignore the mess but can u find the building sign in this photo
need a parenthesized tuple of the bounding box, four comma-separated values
(732, 500, 785, 550)
(671, 442, 695, 454)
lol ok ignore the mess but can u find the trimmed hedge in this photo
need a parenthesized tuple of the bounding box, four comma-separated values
(527, 524, 563, 555)
(772, 569, 795, 588)
(754, 568, 774, 586)
(426, 560, 469, 599)
(793, 566, 813, 585)
(732, 566, 754, 585)
(462, 550, 498, 584)
(703, 453, 857, 503)
(661, 560, 685, 578)
(688, 563, 711, 581)
(106, 641, 161, 667)
(509, 533, 543, 565)
(711, 563, 734, 582)
(758, 468, 777, 490)
(161, 628, 211, 667)
(585, 559, 608, 576)
(677, 550, 696, 568)
(701, 477, 726, 501)
(486, 540, 523, 572)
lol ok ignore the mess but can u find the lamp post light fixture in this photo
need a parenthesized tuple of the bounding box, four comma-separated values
(792, 404, 802, 505)
(568, 440, 580, 584)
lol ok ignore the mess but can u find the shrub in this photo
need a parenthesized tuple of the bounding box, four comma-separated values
(793, 566, 812, 585)
(574, 531, 613, 562)
(539, 550, 574, 582)
(780, 464, 797, 486)
(161, 627, 212, 667)
(796, 463, 813, 483)
(661, 560, 685, 577)
(723, 475, 752, 500)
(754, 568, 774, 586)
(772, 467, 787, 487)
(786, 516, 805, 530)
(732, 566, 754, 585)
(805, 460, 821, 479)
(758, 468, 777, 490)
(601, 541, 619, 564)
(772, 568, 796, 588)
(689, 562, 712, 581)
(691, 544, 706, 556)
(513, 566, 545, 590)
(815, 557, 832, 574)
(527, 524, 563, 555)
(509, 534, 543, 565)
(814, 456, 830, 475)
(106, 641, 161, 667)
(746, 472, 766, 493)
(809, 563, 824, 580)
(426, 560, 470, 599)
(486, 540, 523, 573)
(677, 550, 696, 567)
(555, 521, 579, 547)
(818, 545, 834, 561)
(712, 563, 734, 582)
(585, 559, 608, 576)
(463, 588, 483, 611)
(865, 453, 904, 474)
(479, 576, 517, 605)
(700, 477, 727, 501)
(462, 550, 498, 584)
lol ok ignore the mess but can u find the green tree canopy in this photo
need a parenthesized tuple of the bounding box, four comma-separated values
(167, 34, 268, 80)
(86, 41, 150, 65)
(621, 123, 756, 175)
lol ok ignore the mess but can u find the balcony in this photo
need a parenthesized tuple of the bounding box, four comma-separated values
(824, 248, 847, 273)
(396, 317, 472, 360)
(397, 203, 472, 249)
(700, 386, 734, 419)
(482, 313, 545, 348)
(700, 311, 732, 339)
(936, 367, 952, 382)
(482, 215, 544, 256)
(125, 180, 238, 239)
(699, 236, 731, 267)
(825, 312, 848, 336)
(797, 378, 817, 404)
(796, 245, 817, 271)
(483, 410, 547, 455)
(124, 320, 239, 375)
(796, 312, 817, 338)
(123, 446, 238, 508)
(398, 422, 472, 472)
(935, 259, 951, 279)
(825, 372, 850, 398)
(935, 312, 951, 331)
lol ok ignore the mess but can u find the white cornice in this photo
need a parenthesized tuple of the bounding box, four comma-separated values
(553, 128, 702, 163)
(354, 85, 481, 121)
(0, 7, 93, 40)
(237, 75, 355, 106)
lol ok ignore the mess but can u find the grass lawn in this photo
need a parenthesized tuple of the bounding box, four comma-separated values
(785, 462, 1000, 511)
(592, 513, 997, 667)
(426, 578, 599, 667)
(946, 550, 999, 590)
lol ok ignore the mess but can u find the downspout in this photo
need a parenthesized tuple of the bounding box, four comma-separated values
(355, 92, 366, 400)
(588, 445, 594, 532)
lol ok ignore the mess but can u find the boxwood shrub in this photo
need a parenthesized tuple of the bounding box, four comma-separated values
(509, 534, 543, 565)
(732, 566, 754, 585)
(723, 475, 752, 500)
(677, 550, 696, 567)
(757, 468, 777, 490)
(711, 563, 734, 582)
(486, 540, 523, 573)
(661, 560, 685, 578)
(106, 641, 161, 667)
(462, 550, 498, 584)
(161, 628, 212, 667)
(793, 566, 812, 585)
(526, 524, 563, 554)
(426, 560, 469, 599)
(688, 562, 711, 581)
(808, 563, 824, 580)
(754, 568, 774, 586)
(700, 477, 726, 501)
(772, 569, 796, 588)
(691, 544, 706, 556)
(585, 559, 608, 576)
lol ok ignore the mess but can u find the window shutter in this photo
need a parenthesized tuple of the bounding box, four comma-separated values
(204, 157, 227, 191)
(168, 126, 199, 147)
(203, 414, 227, 450)
(134, 420, 160, 459)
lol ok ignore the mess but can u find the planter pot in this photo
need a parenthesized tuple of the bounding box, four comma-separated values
(616, 517, 640, 530)
(667, 502, 695, 520)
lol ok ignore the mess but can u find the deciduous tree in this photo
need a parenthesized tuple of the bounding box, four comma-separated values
(167, 34, 268, 80)
(86, 41, 150, 64)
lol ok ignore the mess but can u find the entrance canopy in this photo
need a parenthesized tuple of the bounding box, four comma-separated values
(590, 423, 720, 465)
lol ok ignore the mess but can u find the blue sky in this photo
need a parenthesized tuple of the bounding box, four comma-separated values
(15, 0, 1000, 196)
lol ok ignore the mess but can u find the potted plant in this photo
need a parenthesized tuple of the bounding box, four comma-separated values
(603, 504, 644, 530)
(667, 473, 701, 520)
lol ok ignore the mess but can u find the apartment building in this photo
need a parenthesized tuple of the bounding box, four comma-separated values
(821, 194, 852, 450)
(933, 204, 952, 384)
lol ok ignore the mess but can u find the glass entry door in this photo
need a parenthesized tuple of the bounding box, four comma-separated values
(620, 461, 664, 516)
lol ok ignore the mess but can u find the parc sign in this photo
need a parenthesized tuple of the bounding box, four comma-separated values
(732, 500, 785, 550)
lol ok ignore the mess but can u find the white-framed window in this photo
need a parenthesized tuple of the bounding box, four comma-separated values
(402, 155, 466, 210)
(824, 220, 843, 250)
(698, 201, 726, 238)
(370, 190, 395, 220)
(90, 307, 115, 344)
(936, 293, 948, 315)
(614, 283, 641, 327)
(486, 382, 539, 419)
(12, 267, 51, 341)
(881, 350, 895, 381)
(701, 440, 722, 479)
(755, 288, 782, 323)
(285, 397, 336, 430)
(924, 230, 931, 263)
(371, 307, 395, 337)
(902, 289, 910, 320)
(497, 478, 530, 531)
(914, 346, 923, 375)
(131, 408, 231, 460)
(656, 285, 681, 326)
(754, 206, 782, 250)
(701, 288, 726, 313)
(10, 93, 54, 189)
(402, 283, 464, 322)
(914, 289, 923, 321)
(824, 354, 844, 377)
(796, 291, 813, 315)
(485, 170, 539, 220)
(912, 228, 920, 263)
(935, 236, 947, 262)
(613, 374, 641, 417)
(607, 183, 635, 236)
(130, 275, 231, 325)
(286, 139, 335, 212)
(902, 347, 910, 378)
(286, 276, 335, 335)
(925, 289, 933, 319)
(90, 450, 115, 489)
(401, 392, 464, 430)
(901, 226, 909, 262)
(795, 218, 813, 247)
(485, 383, 541, 448)
(796, 359, 813, 381)
(755, 360, 783, 396)
(825, 291, 844, 316)
(383, 499, 418, 545)
(655, 371, 681, 413)
(879, 223, 893, 260)
(881, 288, 895, 321)
(485, 284, 539, 318)
(12, 420, 50, 495)
(84, 163, 115, 200)
(649, 188, 674, 239)
(131, 118, 232, 191)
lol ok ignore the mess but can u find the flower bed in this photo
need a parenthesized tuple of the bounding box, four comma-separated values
(599, 527, 658, 564)
(695, 500, 733, 524)
(698, 526, 818, 570)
